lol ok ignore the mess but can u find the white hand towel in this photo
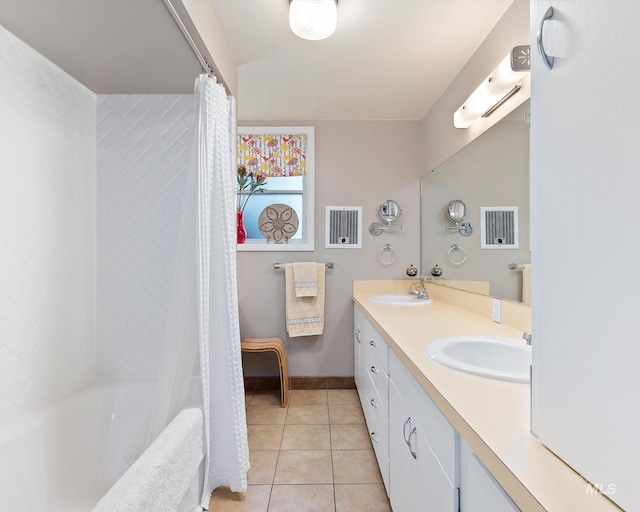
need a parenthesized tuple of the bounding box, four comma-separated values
(92, 408, 205, 512)
(285, 263, 325, 337)
(293, 262, 318, 297)
(522, 264, 532, 305)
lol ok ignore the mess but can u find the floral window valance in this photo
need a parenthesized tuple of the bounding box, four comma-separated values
(237, 134, 307, 177)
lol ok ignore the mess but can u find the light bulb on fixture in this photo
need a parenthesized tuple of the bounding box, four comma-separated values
(289, 0, 338, 41)
(454, 46, 530, 129)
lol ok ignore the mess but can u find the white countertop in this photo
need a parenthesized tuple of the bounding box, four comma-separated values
(353, 287, 621, 512)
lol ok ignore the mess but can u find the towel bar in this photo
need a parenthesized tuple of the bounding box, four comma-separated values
(273, 262, 334, 269)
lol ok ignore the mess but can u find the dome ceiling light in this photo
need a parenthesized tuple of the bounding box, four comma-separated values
(289, 0, 338, 41)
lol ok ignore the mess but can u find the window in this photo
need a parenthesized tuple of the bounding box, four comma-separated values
(237, 126, 314, 251)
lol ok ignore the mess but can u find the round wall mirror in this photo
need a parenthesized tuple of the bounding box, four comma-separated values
(379, 200, 401, 224)
(447, 200, 467, 223)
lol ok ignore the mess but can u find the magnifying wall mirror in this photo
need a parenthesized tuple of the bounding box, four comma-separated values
(379, 200, 401, 224)
(447, 200, 467, 222)
(445, 199, 473, 237)
(369, 199, 403, 236)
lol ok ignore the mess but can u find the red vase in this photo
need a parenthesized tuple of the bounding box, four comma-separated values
(237, 210, 247, 244)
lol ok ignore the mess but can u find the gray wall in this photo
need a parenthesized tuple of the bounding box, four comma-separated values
(421, 0, 530, 173)
(237, 121, 422, 377)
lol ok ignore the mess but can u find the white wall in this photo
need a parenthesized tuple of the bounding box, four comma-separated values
(238, 120, 422, 377)
(0, 26, 96, 427)
(96, 95, 194, 378)
(422, 0, 530, 174)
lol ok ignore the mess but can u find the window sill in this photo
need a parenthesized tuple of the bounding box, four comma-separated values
(237, 240, 314, 252)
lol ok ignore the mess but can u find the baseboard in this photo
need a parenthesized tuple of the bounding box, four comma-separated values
(244, 376, 355, 391)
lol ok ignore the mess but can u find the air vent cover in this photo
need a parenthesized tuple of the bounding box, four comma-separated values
(325, 206, 362, 248)
(481, 207, 519, 249)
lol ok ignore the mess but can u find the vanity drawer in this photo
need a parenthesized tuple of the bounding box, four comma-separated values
(365, 344, 389, 414)
(364, 381, 390, 493)
(366, 327, 389, 374)
(366, 367, 388, 427)
(389, 350, 459, 487)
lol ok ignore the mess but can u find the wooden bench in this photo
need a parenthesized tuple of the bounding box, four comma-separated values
(241, 337, 289, 408)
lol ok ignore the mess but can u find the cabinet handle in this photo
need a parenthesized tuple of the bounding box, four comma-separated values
(370, 398, 378, 408)
(403, 417, 412, 444)
(370, 366, 379, 375)
(536, 6, 555, 70)
(370, 340, 377, 347)
(408, 427, 417, 459)
(355, 328, 362, 343)
(370, 432, 379, 443)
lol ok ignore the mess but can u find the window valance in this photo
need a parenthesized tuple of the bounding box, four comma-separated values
(237, 134, 307, 177)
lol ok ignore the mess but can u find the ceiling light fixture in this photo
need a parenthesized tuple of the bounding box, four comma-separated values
(289, 0, 338, 41)
(454, 45, 531, 129)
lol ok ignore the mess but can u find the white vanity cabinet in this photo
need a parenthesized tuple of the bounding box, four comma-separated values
(353, 306, 367, 407)
(388, 350, 459, 512)
(354, 303, 520, 511)
(354, 307, 390, 493)
(459, 438, 520, 512)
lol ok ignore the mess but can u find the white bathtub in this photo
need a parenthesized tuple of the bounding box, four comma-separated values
(0, 379, 204, 512)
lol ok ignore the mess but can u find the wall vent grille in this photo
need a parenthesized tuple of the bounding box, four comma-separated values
(325, 206, 362, 248)
(481, 207, 519, 249)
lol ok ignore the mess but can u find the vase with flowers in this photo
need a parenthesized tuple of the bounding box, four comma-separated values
(236, 164, 267, 243)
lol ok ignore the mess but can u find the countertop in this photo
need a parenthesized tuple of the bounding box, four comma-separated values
(353, 285, 621, 512)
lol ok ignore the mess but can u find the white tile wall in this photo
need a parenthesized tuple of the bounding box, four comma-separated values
(0, 27, 97, 427)
(96, 95, 193, 377)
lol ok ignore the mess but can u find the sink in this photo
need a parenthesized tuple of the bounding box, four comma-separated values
(425, 336, 531, 383)
(367, 294, 432, 306)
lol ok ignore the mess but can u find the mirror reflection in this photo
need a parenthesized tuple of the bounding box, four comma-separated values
(447, 200, 467, 222)
(420, 101, 530, 303)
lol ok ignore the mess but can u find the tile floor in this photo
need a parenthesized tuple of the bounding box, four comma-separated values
(209, 388, 392, 512)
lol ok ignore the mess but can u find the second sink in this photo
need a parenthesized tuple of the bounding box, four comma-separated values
(367, 294, 432, 306)
(425, 336, 531, 383)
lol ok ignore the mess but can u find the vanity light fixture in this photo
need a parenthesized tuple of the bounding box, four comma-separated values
(289, 0, 338, 41)
(454, 45, 530, 129)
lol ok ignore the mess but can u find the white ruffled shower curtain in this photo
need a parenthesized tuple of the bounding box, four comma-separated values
(146, 74, 249, 510)
(192, 75, 249, 504)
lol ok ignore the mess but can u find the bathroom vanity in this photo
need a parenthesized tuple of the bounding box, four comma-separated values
(352, 280, 620, 512)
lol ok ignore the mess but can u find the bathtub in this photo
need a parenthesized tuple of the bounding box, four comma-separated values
(0, 379, 204, 512)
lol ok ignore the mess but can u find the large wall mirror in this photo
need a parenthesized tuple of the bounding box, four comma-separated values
(420, 100, 530, 303)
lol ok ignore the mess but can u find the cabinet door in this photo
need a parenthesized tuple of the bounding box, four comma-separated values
(389, 380, 417, 512)
(531, 2, 640, 509)
(416, 428, 459, 512)
(460, 438, 519, 512)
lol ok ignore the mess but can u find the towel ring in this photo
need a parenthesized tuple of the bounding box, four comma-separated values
(447, 244, 466, 266)
(377, 243, 397, 267)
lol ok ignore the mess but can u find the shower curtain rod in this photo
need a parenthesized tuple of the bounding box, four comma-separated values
(161, 0, 231, 96)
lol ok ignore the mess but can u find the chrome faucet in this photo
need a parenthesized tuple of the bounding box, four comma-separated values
(409, 283, 429, 300)
(523, 332, 532, 345)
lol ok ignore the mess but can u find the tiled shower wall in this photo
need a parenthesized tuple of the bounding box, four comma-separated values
(96, 95, 193, 378)
(0, 27, 97, 426)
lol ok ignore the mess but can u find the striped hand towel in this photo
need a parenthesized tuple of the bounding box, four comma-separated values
(293, 262, 318, 297)
(285, 263, 325, 337)
(522, 264, 532, 305)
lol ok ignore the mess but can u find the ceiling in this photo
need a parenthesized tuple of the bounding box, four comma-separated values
(212, 0, 514, 120)
(0, 0, 514, 121)
(0, 0, 200, 94)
